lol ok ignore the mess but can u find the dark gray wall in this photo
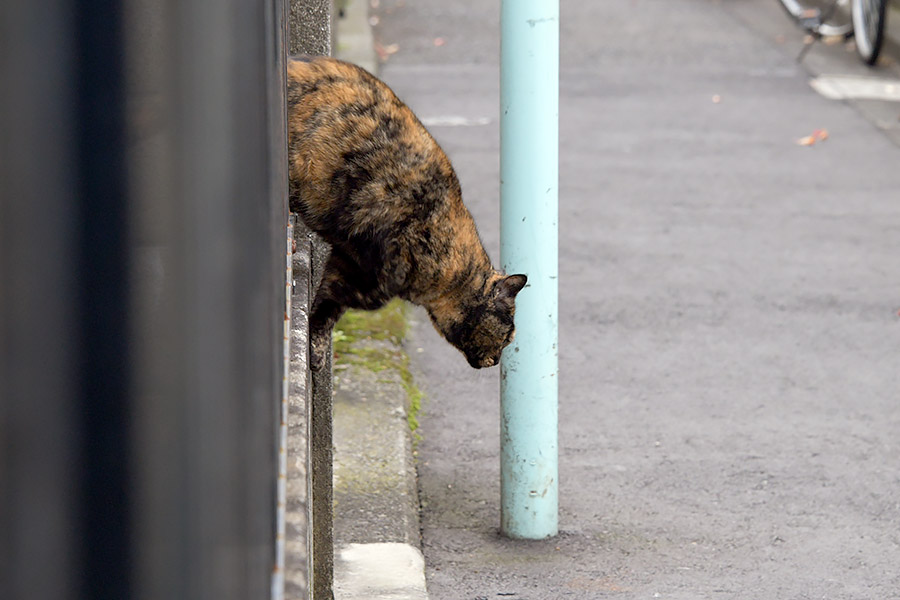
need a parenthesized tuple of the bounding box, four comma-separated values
(1, 0, 290, 598)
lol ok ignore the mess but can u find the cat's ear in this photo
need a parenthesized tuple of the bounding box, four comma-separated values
(496, 274, 527, 305)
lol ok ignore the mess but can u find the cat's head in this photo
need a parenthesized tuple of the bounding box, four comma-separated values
(436, 273, 528, 369)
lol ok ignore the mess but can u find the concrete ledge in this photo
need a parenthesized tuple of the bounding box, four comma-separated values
(285, 228, 312, 598)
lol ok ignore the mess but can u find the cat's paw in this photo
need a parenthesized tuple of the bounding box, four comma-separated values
(309, 331, 330, 372)
(309, 348, 326, 372)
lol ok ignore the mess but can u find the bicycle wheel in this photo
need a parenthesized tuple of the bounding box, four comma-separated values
(851, 0, 887, 65)
(777, 0, 854, 38)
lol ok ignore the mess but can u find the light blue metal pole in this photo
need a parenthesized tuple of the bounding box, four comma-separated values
(500, 0, 559, 539)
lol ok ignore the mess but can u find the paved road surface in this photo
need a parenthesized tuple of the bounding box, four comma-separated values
(373, 1, 900, 598)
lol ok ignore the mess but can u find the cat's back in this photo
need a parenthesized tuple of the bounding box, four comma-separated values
(287, 56, 381, 111)
(286, 57, 491, 302)
(287, 56, 427, 152)
(287, 56, 460, 231)
(287, 55, 367, 88)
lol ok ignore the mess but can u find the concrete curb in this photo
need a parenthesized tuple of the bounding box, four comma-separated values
(335, 543, 427, 600)
(332, 359, 426, 600)
(331, 7, 425, 599)
(334, 0, 378, 75)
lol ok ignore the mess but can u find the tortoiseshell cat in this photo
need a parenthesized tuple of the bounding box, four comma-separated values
(287, 56, 526, 370)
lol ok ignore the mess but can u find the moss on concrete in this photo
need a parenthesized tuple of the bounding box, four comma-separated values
(333, 300, 423, 437)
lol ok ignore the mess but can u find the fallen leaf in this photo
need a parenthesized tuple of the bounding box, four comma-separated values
(796, 128, 829, 146)
(433, 37, 445, 47)
(374, 42, 399, 61)
(712, 94, 722, 104)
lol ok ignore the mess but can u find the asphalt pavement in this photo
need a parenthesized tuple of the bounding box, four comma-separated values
(369, 1, 900, 598)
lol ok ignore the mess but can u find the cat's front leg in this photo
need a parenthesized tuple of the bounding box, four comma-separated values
(308, 251, 355, 371)
(308, 247, 388, 371)
(309, 295, 344, 372)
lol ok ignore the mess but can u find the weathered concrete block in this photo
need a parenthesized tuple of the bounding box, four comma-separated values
(289, 0, 333, 56)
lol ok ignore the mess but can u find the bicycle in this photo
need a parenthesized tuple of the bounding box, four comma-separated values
(777, 0, 888, 65)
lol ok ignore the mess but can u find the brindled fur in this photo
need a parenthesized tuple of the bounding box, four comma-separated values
(287, 56, 526, 370)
